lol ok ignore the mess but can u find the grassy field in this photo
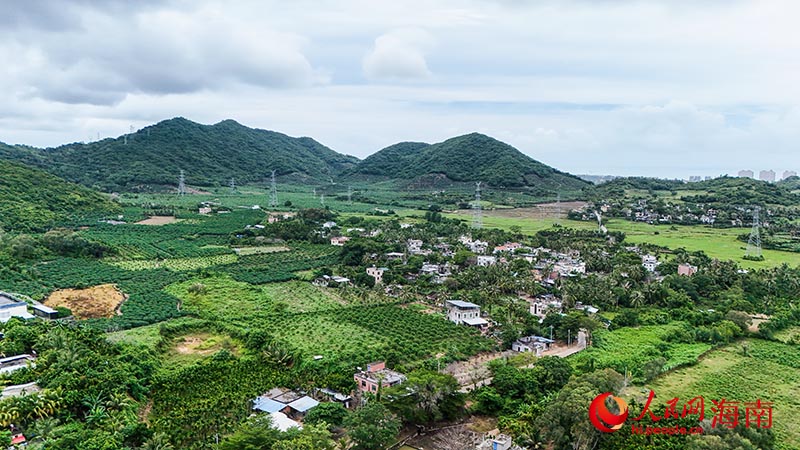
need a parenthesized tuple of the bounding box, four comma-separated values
(568, 322, 712, 381)
(447, 210, 800, 268)
(641, 339, 800, 449)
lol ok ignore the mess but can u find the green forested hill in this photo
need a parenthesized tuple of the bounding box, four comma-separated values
(347, 133, 588, 190)
(0, 118, 359, 191)
(0, 160, 120, 231)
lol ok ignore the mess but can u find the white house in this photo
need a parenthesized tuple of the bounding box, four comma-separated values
(642, 254, 659, 272)
(407, 239, 424, 254)
(0, 294, 33, 323)
(476, 255, 497, 267)
(366, 266, 386, 284)
(445, 300, 488, 329)
(512, 336, 555, 355)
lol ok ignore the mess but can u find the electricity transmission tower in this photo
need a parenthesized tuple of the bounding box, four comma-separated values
(745, 206, 762, 259)
(178, 170, 186, 196)
(472, 182, 482, 229)
(347, 186, 353, 204)
(229, 178, 236, 193)
(556, 191, 562, 225)
(320, 194, 325, 207)
(269, 171, 278, 208)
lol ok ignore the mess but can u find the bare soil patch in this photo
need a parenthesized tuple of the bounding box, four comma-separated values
(488, 201, 588, 219)
(45, 284, 127, 319)
(174, 333, 238, 356)
(136, 216, 178, 225)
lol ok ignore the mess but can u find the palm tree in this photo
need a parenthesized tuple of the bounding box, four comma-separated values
(630, 291, 645, 309)
(141, 432, 174, 450)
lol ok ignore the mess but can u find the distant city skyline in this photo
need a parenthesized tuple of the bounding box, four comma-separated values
(1, 1, 800, 179)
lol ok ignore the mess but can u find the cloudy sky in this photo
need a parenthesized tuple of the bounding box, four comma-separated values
(1, 0, 799, 178)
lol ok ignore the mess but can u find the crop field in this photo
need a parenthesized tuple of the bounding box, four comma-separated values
(166, 275, 494, 369)
(644, 339, 800, 449)
(569, 322, 712, 381)
(109, 253, 237, 271)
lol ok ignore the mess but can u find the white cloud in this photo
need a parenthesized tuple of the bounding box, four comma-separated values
(1, 0, 800, 178)
(363, 28, 433, 80)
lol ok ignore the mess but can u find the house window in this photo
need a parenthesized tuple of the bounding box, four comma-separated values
(361, 381, 366, 387)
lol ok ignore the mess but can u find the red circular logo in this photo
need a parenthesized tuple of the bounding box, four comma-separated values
(589, 392, 629, 432)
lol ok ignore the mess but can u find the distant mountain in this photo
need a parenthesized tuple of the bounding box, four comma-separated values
(347, 133, 588, 190)
(0, 118, 358, 191)
(0, 160, 120, 231)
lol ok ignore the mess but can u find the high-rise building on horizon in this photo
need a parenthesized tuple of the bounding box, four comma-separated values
(759, 170, 776, 182)
(783, 170, 797, 180)
(738, 169, 754, 178)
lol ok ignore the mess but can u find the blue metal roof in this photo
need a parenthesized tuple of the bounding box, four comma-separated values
(253, 397, 285, 413)
(288, 396, 319, 413)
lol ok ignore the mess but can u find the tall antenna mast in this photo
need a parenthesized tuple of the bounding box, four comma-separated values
(269, 170, 278, 208)
(745, 206, 762, 259)
(229, 177, 236, 193)
(178, 170, 186, 196)
(472, 181, 482, 229)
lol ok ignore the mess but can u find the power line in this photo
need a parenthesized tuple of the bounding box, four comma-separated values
(745, 206, 762, 259)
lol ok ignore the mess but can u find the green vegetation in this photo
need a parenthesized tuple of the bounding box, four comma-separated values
(647, 340, 800, 449)
(0, 160, 120, 231)
(569, 323, 712, 381)
(347, 132, 588, 190)
(0, 118, 358, 191)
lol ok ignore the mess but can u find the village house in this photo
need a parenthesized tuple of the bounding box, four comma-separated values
(252, 387, 320, 421)
(312, 275, 351, 287)
(322, 221, 337, 229)
(459, 235, 489, 254)
(385, 252, 405, 261)
(420, 263, 453, 284)
(642, 254, 659, 272)
(315, 388, 352, 409)
(330, 236, 350, 246)
(407, 239, 424, 254)
(400, 223, 414, 229)
(1, 382, 39, 400)
(512, 336, 555, 355)
(575, 302, 600, 315)
(0, 294, 33, 323)
(446, 300, 489, 330)
(529, 294, 563, 320)
(198, 206, 213, 215)
(268, 212, 295, 223)
(476, 255, 497, 267)
(0, 354, 36, 376)
(493, 242, 523, 254)
(366, 266, 387, 284)
(354, 361, 406, 394)
(553, 258, 586, 276)
(678, 263, 698, 276)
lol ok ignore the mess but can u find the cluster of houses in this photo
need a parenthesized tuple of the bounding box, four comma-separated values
(250, 361, 401, 432)
(252, 388, 323, 431)
(1, 293, 58, 323)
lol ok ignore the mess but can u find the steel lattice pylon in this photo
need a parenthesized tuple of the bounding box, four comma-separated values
(745, 206, 762, 259)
